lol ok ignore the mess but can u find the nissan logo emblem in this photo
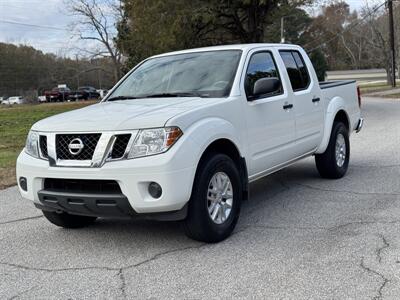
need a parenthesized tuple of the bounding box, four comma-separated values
(68, 138, 84, 155)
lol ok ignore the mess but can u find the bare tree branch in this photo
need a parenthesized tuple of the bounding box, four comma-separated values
(66, 0, 123, 82)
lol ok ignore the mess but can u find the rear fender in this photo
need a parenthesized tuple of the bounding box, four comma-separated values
(315, 97, 350, 154)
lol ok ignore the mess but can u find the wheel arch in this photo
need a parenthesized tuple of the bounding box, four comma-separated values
(333, 109, 350, 132)
(196, 138, 249, 201)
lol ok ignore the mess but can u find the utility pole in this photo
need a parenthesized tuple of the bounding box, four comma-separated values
(280, 17, 285, 43)
(388, 0, 396, 87)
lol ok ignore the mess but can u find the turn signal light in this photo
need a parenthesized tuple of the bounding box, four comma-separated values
(165, 127, 183, 147)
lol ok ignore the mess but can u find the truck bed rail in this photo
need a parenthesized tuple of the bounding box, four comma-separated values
(319, 80, 356, 90)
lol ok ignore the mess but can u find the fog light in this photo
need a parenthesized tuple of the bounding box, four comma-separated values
(19, 177, 27, 191)
(148, 182, 162, 198)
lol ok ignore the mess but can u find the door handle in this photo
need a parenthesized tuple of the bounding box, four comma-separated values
(312, 97, 320, 103)
(283, 104, 293, 110)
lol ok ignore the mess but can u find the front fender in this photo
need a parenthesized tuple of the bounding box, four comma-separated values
(183, 117, 244, 161)
(315, 96, 350, 154)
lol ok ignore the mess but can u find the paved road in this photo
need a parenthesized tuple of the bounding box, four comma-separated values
(0, 97, 399, 299)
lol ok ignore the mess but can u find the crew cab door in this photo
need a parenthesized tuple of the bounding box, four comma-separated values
(278, 49, 324, 154)
(242, 49, 296, 178)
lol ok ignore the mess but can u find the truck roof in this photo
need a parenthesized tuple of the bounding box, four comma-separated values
(151, 43, 303, 58)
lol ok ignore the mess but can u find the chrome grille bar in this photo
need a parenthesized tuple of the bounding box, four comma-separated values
(45, 130, 137, 168)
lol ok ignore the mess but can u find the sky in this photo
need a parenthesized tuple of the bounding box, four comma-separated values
(0, 0, 381, 57)
(0, 0, 79, 55)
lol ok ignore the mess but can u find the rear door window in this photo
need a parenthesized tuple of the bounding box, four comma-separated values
(279, 50, 310, 91)
(292, 52, 310, 88)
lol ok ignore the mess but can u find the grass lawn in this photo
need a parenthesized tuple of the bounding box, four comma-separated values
(358, 80, 400, 95)
(0, 101, 96, 189)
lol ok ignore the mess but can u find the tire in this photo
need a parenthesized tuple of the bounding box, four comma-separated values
(42, 211, 97, 228)
(315, 121, 350, 179)
(183, 153, 242, 243)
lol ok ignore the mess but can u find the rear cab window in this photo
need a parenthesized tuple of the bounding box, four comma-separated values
(279, 50, 310, 92)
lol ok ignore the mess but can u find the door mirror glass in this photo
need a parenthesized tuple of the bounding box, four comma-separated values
(253, 77, 281, 97)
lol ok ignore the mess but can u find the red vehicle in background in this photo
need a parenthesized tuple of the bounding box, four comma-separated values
(44, 86, 71, 102)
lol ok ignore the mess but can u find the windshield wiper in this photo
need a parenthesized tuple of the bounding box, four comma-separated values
(142, 92, 203, 98)
(106, 96, 138, 101)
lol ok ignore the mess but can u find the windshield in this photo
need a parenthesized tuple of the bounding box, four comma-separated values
(107, 50, 242, 100)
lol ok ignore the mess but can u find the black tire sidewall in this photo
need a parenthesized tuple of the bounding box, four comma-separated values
(331, 122, 350, 176)
(316, 121, 350, 179)
(186, 153, 242, 242)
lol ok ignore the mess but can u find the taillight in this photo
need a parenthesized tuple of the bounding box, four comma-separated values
(357, 86, 361, 107)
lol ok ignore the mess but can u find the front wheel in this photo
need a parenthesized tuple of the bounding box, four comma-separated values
(42, 211, 97, 228)
(315, 121, 350, 179)
(183, 153, 242, 243)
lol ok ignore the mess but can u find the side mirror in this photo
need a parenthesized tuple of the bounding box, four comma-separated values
(252, 77, 281, 97)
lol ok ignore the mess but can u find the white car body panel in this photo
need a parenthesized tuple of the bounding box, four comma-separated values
(316, 81, 361, 153)
(32, 97, 221, 132)
(16, 44, 362, 216)
(289, 52, 324, 155)
(238, 47, 296, 176)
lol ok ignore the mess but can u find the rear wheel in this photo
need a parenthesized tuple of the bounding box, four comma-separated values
(42, 211, 97, 228)
(183, 153, 242, 243)
(315, 121, 350, 179)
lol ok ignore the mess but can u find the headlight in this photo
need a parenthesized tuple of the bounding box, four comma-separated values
(128, 127, 182, 158)
(25, 131, 39, 158)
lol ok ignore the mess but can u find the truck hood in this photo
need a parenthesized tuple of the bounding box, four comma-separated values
(32, 97, 216, 132)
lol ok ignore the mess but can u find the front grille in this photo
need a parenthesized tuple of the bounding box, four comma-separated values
(44, 178, 122, 194)
(111, 134, 131, 159)
(39, 135, 48, 158)
(56, 134, 101, 160)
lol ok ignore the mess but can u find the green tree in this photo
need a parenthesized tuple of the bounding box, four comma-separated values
(117, 0, 208, 67)
(206, 0, 313, 43)
(303, 1, 360, 70)
(309, 49, 328, 81)
(117, 0, 315, 67)
(0, 43, 116, 99)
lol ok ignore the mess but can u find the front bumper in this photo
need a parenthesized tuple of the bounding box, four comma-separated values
(37, 190, 134, 217)
(16, 145, 197, 216)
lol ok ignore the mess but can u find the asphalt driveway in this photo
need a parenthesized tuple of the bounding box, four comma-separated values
(0, 97, 399, 299)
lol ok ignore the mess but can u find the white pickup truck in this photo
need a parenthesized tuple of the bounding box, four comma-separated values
(17, 44, 363, 242)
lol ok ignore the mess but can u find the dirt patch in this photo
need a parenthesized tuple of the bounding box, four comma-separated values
(0, 167, 16, 190)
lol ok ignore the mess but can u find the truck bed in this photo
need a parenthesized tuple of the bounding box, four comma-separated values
(319, 80, 360, 133)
